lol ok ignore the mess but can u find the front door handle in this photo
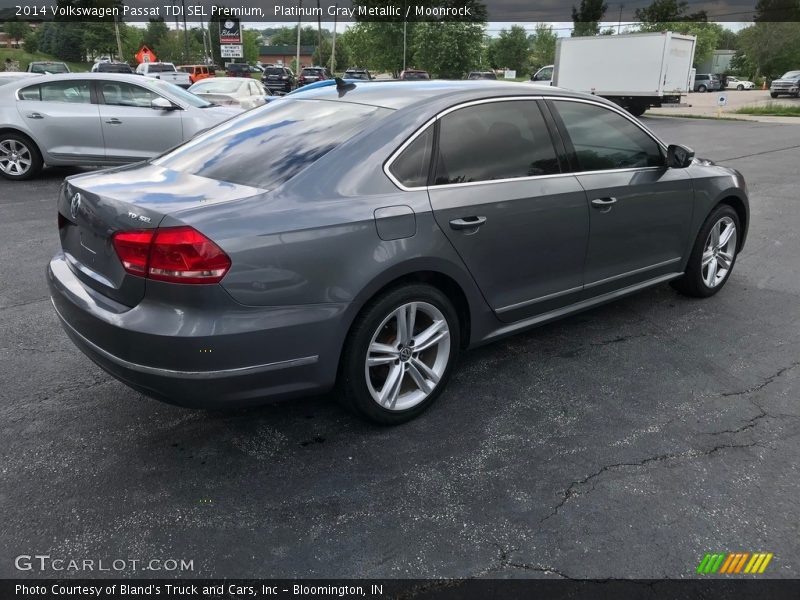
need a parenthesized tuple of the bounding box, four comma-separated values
(105, 118, 122, 125)
(449, 216, 487, 230)
(591, 197, 617, 209)
(26, 112, 44, 119)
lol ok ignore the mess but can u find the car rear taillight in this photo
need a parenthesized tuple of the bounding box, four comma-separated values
(112, 226, 230, 284)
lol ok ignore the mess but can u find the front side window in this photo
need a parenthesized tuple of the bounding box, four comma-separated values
(434, 100, 560, 185)
(553, 100, 663, 171)
(100, 81, 158, 108)
(20, 81, 91, 103)
(154, 99, 391, 189)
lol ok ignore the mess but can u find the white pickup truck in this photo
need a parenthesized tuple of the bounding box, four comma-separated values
(135, 62, 192, 88)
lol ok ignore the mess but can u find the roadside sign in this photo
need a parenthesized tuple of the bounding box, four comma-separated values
(220, 45, 243, 59)
(219, 18, 241, 44)
(504, 69, 516, 79)
(717, 94, 728, 106)
(134, 45, 157, 64)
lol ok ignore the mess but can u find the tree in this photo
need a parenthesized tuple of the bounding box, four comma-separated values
(491, 25, 529, 73)
(571, 0, 607, 37)
(717, 28, 739, 50)
(312, 37, 350, 72)
(412, 21, 485, 78)
(83, 22, 117, 59)
(528, 23, 558, 72)
(3, 20, 31, 48)
(269, 26, 319, 46)
(754, 0, 800, 22)
(340, 22, 409, 75)
(243, 29, 261, 64)
(734, 22, 800, 79)
(634, 0, 707, 22)
(143, 19, 169, 55)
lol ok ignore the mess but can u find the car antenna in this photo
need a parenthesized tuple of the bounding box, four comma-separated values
(335, 77, 356, 96)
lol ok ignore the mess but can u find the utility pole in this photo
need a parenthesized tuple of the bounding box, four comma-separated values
(617, 3, 624, 34)
(403, 1, 407, 71)
(113, 15, 124, 62)
(331, 4, 337, 74)
(316, 0, 322, 64)
(181, 0, 190, 63)
(199, 3, 209, 64)
(295, 0, 302, 73)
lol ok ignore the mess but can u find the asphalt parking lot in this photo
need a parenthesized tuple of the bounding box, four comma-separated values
(1, 117, 799, 580)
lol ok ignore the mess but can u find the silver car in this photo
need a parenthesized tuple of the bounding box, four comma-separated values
(0, 73, 241, 180)
(48, 81, 749, 424)
(188, 77, 272, 110)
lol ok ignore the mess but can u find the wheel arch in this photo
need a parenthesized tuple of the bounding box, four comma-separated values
(0, 127, 44, 160)
(714, 192, 749, 251)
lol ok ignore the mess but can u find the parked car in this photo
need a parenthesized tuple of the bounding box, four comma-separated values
(92, 62, 134, 74)
(467, 71, 497, 80)
(27, 61, 70, 74)
(188, 77, 271, 110)
(0, 72, 41, 86)
(344, 68, 372, 80)
(298, 67, 332, 87)
(530, 65, 553, 85)
(47, 81, 749, 424)
(399, 69, 431, 80)
(769, 70, 800, 98)
(178, 64, 215, 84)
(725, 76, 755, 91)
(225, 63, 260, 78)
(0, 73, 240, 180)
(135, 62, 192, 88)
(262, 65, 295, 94)
(693, 73, 721, 92)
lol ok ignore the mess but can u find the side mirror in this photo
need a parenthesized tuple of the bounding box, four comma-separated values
(667, 144, 695, 168)
(151, 97, 175, 111)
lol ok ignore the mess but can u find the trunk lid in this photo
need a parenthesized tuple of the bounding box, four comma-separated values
(57, 164, 264, 307)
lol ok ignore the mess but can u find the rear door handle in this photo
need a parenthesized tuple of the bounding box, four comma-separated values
(591, 197, 617, 208)
(105, 118, 122, 125)
(26, 112, 44, 119)
(449, 216, 487, 230)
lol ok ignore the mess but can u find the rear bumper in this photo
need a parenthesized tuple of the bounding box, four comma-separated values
(47, 252, 345, 408)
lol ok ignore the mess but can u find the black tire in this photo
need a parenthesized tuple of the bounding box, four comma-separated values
(338, 283, 461, 425)
(0, 131, 42, 181)
(737, 84, 744, 91)
(627, 103, 647, 117)
(671, 204, 741, 298)
(770, 92, 779, 98)
(698, 85, 707, 93)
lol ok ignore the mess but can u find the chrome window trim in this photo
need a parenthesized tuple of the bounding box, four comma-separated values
(383, 94, 668, 192)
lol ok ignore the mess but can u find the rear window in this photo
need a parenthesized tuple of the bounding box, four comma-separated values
(148, 64, 175, 73)
(153, 99, 391, 189)
(30, 63, 68, 74)
(302, 68, 323, 75)
(265, 67, 286, 75)
(99, 63, 133, 73)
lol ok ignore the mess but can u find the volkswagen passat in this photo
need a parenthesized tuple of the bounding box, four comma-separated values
(48, 81, 749, 424)
(0, 73, 240, 180)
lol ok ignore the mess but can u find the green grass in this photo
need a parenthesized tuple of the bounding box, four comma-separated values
(0, 48, 90, 73)
(734, 102, 800, 117)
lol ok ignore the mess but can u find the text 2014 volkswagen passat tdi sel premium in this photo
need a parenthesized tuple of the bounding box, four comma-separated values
(48, 81, 749, 424)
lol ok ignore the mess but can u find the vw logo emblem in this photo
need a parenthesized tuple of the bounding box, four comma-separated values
(70, 193, 81, 220)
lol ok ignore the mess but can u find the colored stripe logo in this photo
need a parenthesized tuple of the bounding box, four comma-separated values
(697, 552, 773, 574)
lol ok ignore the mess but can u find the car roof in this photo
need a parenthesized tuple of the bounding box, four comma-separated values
(289, 79, 606, 111)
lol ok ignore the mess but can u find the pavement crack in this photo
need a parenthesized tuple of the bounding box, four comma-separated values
(720, 361, 800, 398)
(0, 297, 49, 311)
(539, 440, 761, 525)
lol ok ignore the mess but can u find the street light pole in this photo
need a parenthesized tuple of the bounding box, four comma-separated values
(331, 4, 337, 74)
(181, 0, 190, 63)
(296, 0, 302, 74)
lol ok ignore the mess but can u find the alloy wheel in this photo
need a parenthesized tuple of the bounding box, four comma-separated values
(0, 139, 33, 177)
(702, 216, 737, 288)
(364, 301, 451, 411)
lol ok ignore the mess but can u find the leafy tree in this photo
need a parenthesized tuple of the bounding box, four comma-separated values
(269, 26, 319, 46)
(312, 37, 350, 72)
(734, 22, 800, 79)
(634, 0, 707, 22)
(412, 21, 485, 78)
(143, 19, 169, 55)
(754, 0, 800, 22)
(492, 25, 529, 72)
(528, 23, 558, 72)
(717, 28, 739, 50)
(83, 22, 117, 59)
(3, 20, 30, 48)
(635, 0, 723, 63)
(243, 29, 261, 64)
(23, 30, 40, 53)
(340, 22, 409, 75)
(571, 0, 607, 37)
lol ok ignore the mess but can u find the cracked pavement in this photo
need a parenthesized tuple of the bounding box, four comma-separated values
(1, 118, 799, 579)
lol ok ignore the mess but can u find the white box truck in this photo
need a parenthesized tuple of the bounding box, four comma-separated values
(531, 31, 696, 116)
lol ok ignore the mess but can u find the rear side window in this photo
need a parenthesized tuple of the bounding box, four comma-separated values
(434, 100, 560, 185)
(19, 81, 91, 103)
(553, 100, 663, 171)
(389, 126, 433, 188)
(154, 99, 391, 189)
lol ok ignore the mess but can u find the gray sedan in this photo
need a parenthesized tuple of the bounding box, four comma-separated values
(188, 77, 272, 110)
(0, 73, 241, 180)
(47, 81, 749, 424)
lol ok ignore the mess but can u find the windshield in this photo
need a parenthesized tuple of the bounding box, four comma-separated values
(148, 64, 176, 73)
(346, 72, 369, 80)
(192, 80, 243, 93)
(148, 79, 212, 107)
(404, 72, 430, 80)
(153, 99, 391, 189)
(30, 63, 68, 74)
(780, 71, 800, 78)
